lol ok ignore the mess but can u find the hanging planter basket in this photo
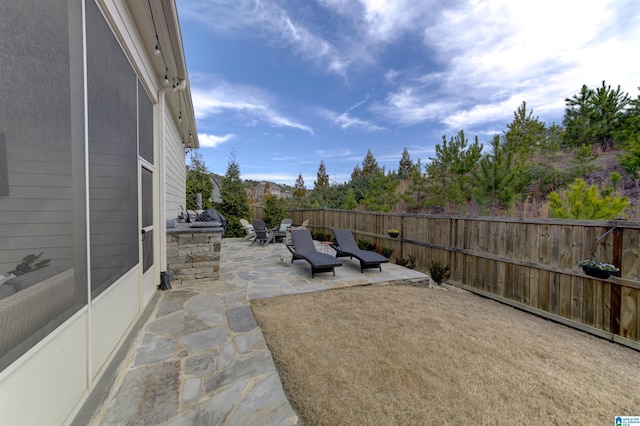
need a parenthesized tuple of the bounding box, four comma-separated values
(582, 266, 611, 279)
(579, 260, 619, 279)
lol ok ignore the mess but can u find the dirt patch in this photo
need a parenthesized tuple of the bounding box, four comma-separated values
(251, 285, 640, 425)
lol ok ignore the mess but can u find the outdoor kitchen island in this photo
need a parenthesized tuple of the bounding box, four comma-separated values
(165, 223, 223, 287)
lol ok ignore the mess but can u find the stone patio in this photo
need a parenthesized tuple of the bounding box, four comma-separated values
(81, 237, 429, 425)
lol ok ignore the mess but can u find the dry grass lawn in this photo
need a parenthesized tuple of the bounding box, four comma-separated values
(250, 284, 640, 425)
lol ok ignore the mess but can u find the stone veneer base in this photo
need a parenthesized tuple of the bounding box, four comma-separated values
(166, 223, 223, 287)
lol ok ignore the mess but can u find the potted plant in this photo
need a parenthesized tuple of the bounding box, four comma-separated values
(7, 252, 50, 276)
(388, 228, 400, 238)
(579, 259, 619, 279)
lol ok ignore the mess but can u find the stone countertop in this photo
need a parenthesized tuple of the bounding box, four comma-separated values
(166, 222, 224, 234)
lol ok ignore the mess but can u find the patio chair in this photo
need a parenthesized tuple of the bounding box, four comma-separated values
(285, 219, 309, 245)
(279, 218, 293, 231)
(274, 218, 293, 242)
(331, 228, 389, 273)
(287, 229, 342, 277)
(251, 220, 275, 245)
(240, 219, 256, 241)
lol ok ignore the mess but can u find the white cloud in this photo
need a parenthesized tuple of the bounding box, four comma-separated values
(180, 0, 355, 77)
(335, 112, 385, 131)
(320, 108, 384, 132)
(371, 86, 458, 126)
(191, 76, 314, 135)
(358, 0, 433, 42)
(198, 133, 235, 148)
(384, 69, 398, 84)
(315, 149, 352, 158)
(371, 0, 640, 132)
(317, 97, 385, 132)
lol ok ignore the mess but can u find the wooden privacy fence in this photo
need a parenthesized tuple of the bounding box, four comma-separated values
(260, 207, 640, 350)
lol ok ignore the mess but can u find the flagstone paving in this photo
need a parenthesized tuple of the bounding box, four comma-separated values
(87, 237, 429, 425)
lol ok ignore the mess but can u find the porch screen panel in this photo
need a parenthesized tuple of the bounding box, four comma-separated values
(138, 81, 154, 164)
(87, 0, 138, 297)
(0, 0, 86, 371)
(142, 167, 153, 273)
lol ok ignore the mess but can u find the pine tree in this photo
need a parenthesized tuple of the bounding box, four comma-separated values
(504, 101, 547, 154)
(361, 149, 380, 175)
(293, 173, 306, 197)
(185, 151, 213, 210)
(548, 178, 629, 219)
(360, 170, 398, 212)
(219, 150, 250, 237)
(398, 147, 413, 179)
(563, 81, 631, 150)
(425, 130, 483, 210)
(263, 195, 287, 228)
(404, 159, 428, 213)
(314, 160, 329, 189)
(342, 189, 358, 210)
(351, 164, 362, 180)
(475, 135, 518, 211)
(616, 88, 640, 176)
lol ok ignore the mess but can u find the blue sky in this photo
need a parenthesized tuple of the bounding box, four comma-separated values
(177, 0, 640, 188)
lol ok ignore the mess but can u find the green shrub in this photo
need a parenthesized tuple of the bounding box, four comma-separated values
(312, 231, 331, 242)
(356, 239, 393, 258)
(263, 195, 288, 228)
(429, 259, 450, 285)
(395, 255, 416, 269)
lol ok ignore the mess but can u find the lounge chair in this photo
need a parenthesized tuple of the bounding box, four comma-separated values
(240, 218, 256, 241)
(331, 228, 389, 272)
(284, 219, 309, 245)
(251, 220, 275, 245)
(287, 229, 342, 277)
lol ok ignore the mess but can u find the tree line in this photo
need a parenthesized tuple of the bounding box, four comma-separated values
(291, 81, 639, 220)
(188, 81, 640, 236)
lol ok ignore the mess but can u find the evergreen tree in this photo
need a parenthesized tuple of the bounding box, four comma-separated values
(504, 101, 547, 154)
(314, 160, 329, 189)
(563, 84, 594, 148)
(342, 189, 358, 210)
(563, 81, 631, 150)
(475, 135, 518, 211)
(398, 147, 413, 179)
(425, 130, 483, 210)
(262, 195, 287, 228)
(219, 150, 250, 237)
(548, 177, 629, 220)
(361, 149, 380, 175)
(542, 123, 565, 153)
(590, 81, 631, 150)
(616, 88, 640, 177)
(293, 173, 307, 197)
(351, 164, 362, 180)
(360, 170, 398, 212)
(404, 159, 428, 213)
(185, 151, 213, 210)
(306, 182, 349, 209)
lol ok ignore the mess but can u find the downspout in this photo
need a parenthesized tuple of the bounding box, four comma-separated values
(158, 79, 188, 273)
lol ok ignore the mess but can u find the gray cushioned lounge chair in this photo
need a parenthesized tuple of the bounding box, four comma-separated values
(331, 228, 389, 272)
(287, 229, 342, 277)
